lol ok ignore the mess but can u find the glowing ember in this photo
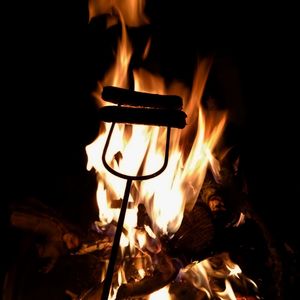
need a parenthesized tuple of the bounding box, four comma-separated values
(89, 0, 149, 26)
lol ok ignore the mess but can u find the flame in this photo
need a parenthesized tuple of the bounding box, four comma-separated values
(104, 61, 226, 235)
(86, 5, 227, 235)
(179, 261, 212, 297)
(136, 229, 147, 248)
(89, 0, 149, 26)
(87, 62, 227, 234)
(148, 286, 171, 300)
(233, 212, 246, 227)
(102, 7, 132, 89)
(217, 280, 237, 300)
(178, 253, 258, 299)
(85, 0, 233, 298)
(227, 263, 242, 278)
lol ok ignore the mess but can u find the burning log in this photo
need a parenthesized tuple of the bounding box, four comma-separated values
(6, 199, 118, 299)
(102, 86, 183, 109)
(9, 198, 82, 272)
(5, 191, 277, 300)
(110, 202, 216, 299)
(5, 162, 279, 300)
(166, 202, 215, 262)
(116, 252, 180, 300)
(75, 238, 112, 256)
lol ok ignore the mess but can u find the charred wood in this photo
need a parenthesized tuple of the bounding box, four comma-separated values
(166, 202, 215, 262)
(9, 199, 82, 273)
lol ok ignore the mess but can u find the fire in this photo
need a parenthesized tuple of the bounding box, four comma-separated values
(86, 5, 227, 237)
(85, 1, 257, 299)
(148, 286, 171, 300)
(179, 253, 258, 299)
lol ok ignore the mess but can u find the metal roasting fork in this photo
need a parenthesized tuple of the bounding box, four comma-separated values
(99, 86, 186, 300)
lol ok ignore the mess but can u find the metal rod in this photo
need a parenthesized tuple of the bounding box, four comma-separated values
(100, 121, 174, 299)
(102, 124, 172, 181)
(101, 178, 133, 300)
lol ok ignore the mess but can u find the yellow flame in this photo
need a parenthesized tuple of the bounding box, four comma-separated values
(102, 7, 132, 89)
(179, 253, 258, 299)
(233, 212, 246, 227)
(216, 280, 237, 300)
(226, 260, 242, 279)
(86, 16, 227, 236)
(138, 268, 146, 278)
(148, 286, 171, 300)
(107, 267, 127, 300)
(136, 229, 147, 249)
(144, 225, 157, 239)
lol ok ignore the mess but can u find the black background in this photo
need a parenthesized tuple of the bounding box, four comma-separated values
(3, 0, 299, 298)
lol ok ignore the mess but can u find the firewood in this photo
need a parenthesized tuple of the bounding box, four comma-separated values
(9, 200, 82, 273)
(10, 210, 74, 241)
(75, 238, 112, 256)
(169, 281, 209, 300)
(116, 252, 180, 299)
(98, 106, 187, 128)
(166, 203, 215, 262)
(102, 86, 183, 109)
(109, 203, 215, 299)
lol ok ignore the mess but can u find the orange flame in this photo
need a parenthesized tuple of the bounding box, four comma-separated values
(86, 0, 227, 238)
(148, 286, 171, 300)
(89, 0, 149, 26)
(85, 0, 234, 298)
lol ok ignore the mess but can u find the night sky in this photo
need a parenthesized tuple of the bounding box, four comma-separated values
(3, 0, 298, 298)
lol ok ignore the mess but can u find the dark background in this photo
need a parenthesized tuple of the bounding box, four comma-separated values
(3, 0, 299, 298)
